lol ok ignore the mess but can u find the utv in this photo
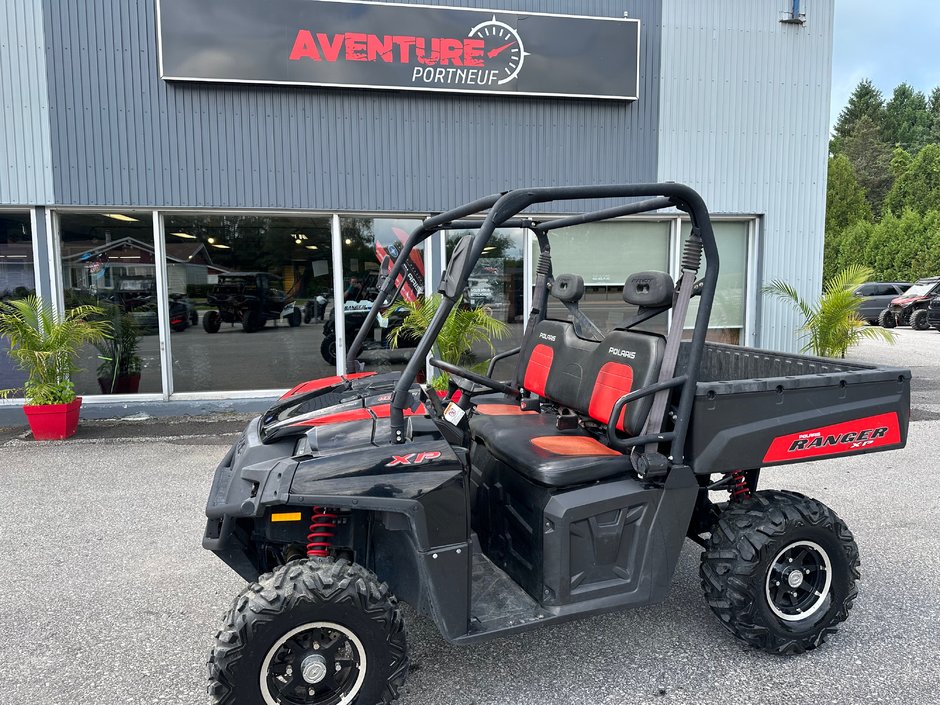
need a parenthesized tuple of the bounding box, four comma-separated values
(203, 184, 911, 705)
(203, 272, 302, 334)
(109, 275, 195, 333)
(878, 276, 940, 330)
(320, 274, 420, 365)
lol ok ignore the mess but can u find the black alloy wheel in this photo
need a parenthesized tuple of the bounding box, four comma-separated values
(203, 310, 222, 334)
(910, 309, 930, 330)
(878, 309, 896, 328)
(701, 490, 860, 654)
(321, 336, 337, 365)
(208, 559, 408, 705)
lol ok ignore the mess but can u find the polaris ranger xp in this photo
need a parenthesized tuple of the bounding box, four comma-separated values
(204, 184, 911, 705)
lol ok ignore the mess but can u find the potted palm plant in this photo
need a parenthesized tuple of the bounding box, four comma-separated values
(95, 310, 143, 394)
(389, 294, 509, 388)
(0, 296, 109, 440)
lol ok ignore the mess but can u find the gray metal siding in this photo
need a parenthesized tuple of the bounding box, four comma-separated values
(0, 0, 54, 205)
(44, 0, 661, 212)
(657, 0, 834, 353)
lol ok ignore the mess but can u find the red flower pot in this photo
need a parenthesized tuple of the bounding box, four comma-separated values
(97, 374, 141, 394)
(23, 397, 82, 441)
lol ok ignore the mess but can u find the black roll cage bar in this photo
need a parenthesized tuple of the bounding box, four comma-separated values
(345, 184, 719, 466)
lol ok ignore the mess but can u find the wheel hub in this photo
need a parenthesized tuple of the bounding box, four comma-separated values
(765, 540, 833, 622)
(301, 654, 328, 684)
(786, 569, 804, 588)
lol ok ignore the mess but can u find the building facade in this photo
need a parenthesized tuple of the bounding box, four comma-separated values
(0, 0, 834, 414)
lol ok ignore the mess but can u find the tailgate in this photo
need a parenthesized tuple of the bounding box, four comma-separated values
(688, 359, 911, 474)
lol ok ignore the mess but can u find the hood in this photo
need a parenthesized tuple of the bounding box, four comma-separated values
(259, 372, 425, 443)
(890, 295, 930, 307)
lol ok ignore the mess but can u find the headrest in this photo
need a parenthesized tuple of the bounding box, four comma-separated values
(550, 274, 585, 303)
(623, 271, 674, 308)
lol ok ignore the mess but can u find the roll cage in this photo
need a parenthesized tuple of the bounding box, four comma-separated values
(345, 184, 719, 469)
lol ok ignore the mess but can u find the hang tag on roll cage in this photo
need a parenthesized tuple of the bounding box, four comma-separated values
(443, 402, 465, 426)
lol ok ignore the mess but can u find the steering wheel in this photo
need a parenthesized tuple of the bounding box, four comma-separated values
(428, 358, 519, 397)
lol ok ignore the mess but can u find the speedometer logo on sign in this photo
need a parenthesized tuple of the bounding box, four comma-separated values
(288, 15, 530, 88)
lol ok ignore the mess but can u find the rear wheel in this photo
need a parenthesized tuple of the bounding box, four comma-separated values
(203, 310, 222, 334)
(289, 309, 303, 327)
(700, 490, 859, 654)
(208, 559, 408, 705)
(911, 309, 930, 330)
(191, 309, 199, 326)
(243, 310, 265, 333)
(878, 309, 896, 328)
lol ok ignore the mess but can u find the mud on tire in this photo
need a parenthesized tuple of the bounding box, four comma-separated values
(208, 558, 408, 705)
(700, 490, 860, 655)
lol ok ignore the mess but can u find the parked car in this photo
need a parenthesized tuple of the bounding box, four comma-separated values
(853, 281, 911, 324)
(878, 277, 940, 329)
(202, 272, 301, 333)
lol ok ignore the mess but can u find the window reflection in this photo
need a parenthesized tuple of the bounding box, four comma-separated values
(163, 214, 335, 392)
(58, 212, 162, 395)
(0, 213, 35, 395)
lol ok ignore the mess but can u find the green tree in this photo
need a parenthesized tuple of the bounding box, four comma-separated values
(884, 143, 940, 215)
(882, 83, 932, 152)
(842, 115, 895, 214)
(823, 155, 872, 281)
(831, 79, 884, 154)
(890, 146, 913, 179)
(929, 86, 940, 145)
(764, 266, 895, 358)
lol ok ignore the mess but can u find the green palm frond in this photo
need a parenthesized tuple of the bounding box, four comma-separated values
(0, 296, 110, 404)
(763, 266, 896, 358)
(389, 294, 509, 382)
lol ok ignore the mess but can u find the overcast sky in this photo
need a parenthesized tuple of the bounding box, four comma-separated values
(831, 0, 940, 127)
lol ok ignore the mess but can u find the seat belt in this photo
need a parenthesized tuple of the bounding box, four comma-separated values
(637, 229, 703, 465)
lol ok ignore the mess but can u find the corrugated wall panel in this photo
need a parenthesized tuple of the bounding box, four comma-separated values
(0, 0, 54, 205)
(657, 0, 834, 353)
(44, 0, 662, 213)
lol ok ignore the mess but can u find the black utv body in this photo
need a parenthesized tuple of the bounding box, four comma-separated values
(203, 184, 911, 705)
(109, 275, 194, 333)
(203, 272, 301, 334)
(878, 276, 940, 330)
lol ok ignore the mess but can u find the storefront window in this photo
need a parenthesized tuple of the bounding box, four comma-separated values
(58, 212, 163, 395)
(0, 213, 35, 395)
(162, 214, 334, 392)
(534, 220, 672, 335)
(340, 217, 424, 374)
(446, 227, 525, 379)
(682, 220, 749, 345)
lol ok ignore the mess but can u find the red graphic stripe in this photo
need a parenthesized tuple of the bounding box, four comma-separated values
(762, 412, 901, 463)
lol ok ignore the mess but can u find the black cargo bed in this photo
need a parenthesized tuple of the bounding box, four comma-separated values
(678, 342, 911, 474)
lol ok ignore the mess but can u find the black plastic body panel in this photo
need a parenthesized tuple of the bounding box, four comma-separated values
(681, 342, 911, 474)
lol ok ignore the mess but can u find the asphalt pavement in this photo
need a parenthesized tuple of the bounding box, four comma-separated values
(1, 334, 939, 705)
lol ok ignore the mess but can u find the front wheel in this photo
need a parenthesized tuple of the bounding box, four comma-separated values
(700, 490, 859, 654)
(203, 310, 222, 334)
(878, 309, 896, 328)
(910, 309, 930, 330)
(289, 308, 303, 327)
(321, 336, 337, 365)
(208, 559, 408, 705)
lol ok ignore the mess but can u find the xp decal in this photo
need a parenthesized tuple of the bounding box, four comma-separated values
(762, 412, 902, 463)
(158, 0, 641, 100)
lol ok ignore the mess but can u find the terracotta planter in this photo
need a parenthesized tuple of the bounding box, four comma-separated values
(23, 397, 82, 441)
(97, 374, 141, 394)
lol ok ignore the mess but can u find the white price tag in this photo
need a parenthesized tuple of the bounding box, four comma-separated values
(443, 402, 466, 426)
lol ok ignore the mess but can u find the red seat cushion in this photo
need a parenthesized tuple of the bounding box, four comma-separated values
(588, 362, 634, 432)
(530, 435, 621, 457)
(522, 343, 554, 397)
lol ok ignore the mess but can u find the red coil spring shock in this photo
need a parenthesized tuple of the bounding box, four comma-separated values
(730, 470, 751, 501)
(307, 506, 338, 558)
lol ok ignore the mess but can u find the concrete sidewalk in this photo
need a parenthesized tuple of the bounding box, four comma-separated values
(0, 417, 937, 705)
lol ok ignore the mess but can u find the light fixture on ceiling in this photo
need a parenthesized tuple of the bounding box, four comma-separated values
(344, 238, 352, 245)
(212, 243, 231, 249)
(207, 237, 216, 244)
(306, 245, 319, 250)
(103, 213, 140, 223)
(170, 232, 196, 239)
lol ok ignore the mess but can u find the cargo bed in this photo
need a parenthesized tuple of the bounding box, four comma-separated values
(679, 342, 911, 474)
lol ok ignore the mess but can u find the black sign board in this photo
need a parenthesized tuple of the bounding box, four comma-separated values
(157, 0, 640, 100)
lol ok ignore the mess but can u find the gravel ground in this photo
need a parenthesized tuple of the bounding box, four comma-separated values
(0, 335, 938, 705)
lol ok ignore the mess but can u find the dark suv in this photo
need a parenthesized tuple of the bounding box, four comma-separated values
(854, 281, 911, 324)
(879, 277, 940, 329)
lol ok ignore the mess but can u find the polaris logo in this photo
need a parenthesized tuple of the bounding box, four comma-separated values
(788, 427, 889, 452)
(608, 347, 636, 359)
(539, 332, 557, 341)
(386, 451, 442, 467)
